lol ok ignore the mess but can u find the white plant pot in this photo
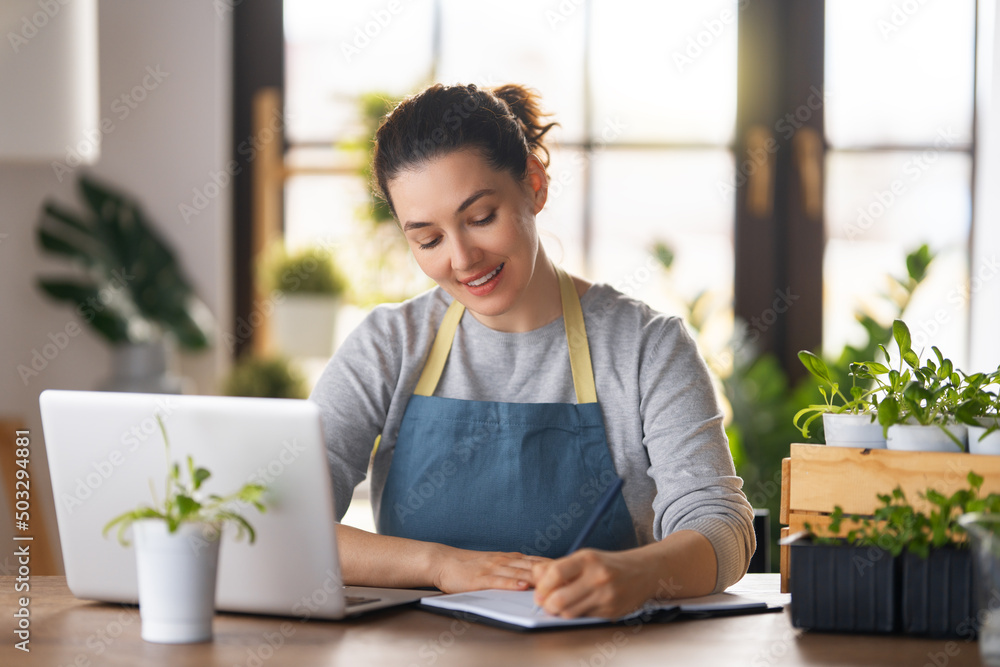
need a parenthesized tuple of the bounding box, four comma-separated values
(133, 520, 220, 643)
(272, 294, 339, 358)
(886, 423, 968, 453)
(99, 339, 186, 394)
(969, 424, 1000, 455)
(822, 413, 886, 448)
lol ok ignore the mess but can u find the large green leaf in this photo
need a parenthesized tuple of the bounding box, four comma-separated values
(37, 227, 95, 265)
(893, 319, 912, 355)
(34, 175, 214, 350)
(906, 244, 932, 283)
(797, 350, 832, 384)
(37, 279, 133, 342)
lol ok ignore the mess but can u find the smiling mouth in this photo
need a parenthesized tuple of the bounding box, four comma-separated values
(465, 263, 504, 287)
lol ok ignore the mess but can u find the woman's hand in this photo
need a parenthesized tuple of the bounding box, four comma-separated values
(432, 545, 549, 594)
(531, 549, 655, 619)
(531, 530, 719, 619)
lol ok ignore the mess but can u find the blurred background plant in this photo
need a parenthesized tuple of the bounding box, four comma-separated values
(259, 242, 348, 360)
(259, 243, 348, 298)
(36, 174, 214, 350)
(221, 355, 308, 399)
(651, 241, 937, 570)
(334, 92, 434, 306)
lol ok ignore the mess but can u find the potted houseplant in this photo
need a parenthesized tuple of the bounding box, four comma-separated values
(871, 320, 968, 452)
(790, 505, 899, 633)
(104, 415, 266, 643)
(880, 473, 999, 638)
(791, 471, 998, 637)
(958, 512, 1000, 663)
(957, 366, 1000, 455)
(36, 175, 214, 392)
(793, 351, 886, 448)
(220, 355, 309, 399)
(261, 243, 348, 359)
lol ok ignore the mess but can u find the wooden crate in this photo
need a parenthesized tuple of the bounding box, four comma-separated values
(778, 443, 1000, 593)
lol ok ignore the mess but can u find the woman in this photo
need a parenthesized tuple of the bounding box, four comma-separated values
(310, 83, 755, 619)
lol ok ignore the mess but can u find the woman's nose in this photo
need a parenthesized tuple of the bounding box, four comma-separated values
(449, 233, 481, 271)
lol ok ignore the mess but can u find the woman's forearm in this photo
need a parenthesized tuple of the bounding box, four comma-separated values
(632, 529, 718, 600)
(335, 523, 443, 588)
(335, 524, 545, 592)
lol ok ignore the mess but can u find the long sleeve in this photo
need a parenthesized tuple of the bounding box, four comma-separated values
(309, 308, 404, 521)
(638, 317, 756, 591)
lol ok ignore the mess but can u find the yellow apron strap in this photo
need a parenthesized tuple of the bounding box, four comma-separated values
(557, 267, 598, 404)
(413, 298, 466, 397)
(411, 268, 596, 403)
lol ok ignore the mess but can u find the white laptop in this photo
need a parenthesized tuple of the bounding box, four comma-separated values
(39, 389, 431, 619)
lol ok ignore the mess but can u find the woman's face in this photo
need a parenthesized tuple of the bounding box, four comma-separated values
(388, 148, 550, 330)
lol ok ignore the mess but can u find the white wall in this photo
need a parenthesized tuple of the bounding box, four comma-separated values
(0, 0, 231, 573)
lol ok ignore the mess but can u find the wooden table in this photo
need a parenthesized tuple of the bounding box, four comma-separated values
(0, 574, 987, 666)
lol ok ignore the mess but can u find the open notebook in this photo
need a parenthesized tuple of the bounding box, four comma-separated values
(419, 589, 781, 631)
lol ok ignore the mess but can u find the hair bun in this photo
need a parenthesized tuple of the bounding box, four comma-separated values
(490, 84, 557, 167)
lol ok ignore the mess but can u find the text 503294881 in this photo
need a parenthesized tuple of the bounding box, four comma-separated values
(13, 429, 31, 652)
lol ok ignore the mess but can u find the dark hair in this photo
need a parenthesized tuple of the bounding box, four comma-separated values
(372, 83, 557, 218)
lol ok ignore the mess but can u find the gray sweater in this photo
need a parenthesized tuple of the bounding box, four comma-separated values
(310, 283, 755, 592)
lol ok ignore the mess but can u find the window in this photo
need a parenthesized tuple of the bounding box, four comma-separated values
(824, 0, 976, 365)
(282, 0, 740, 333)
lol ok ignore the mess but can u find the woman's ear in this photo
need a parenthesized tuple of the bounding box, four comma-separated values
(525, 154, 549, 214)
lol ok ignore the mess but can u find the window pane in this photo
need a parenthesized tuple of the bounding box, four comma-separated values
(538, 147, 587, 275)
(436, 0, 586, 143)
(590, 150, 735, 330)
(284, 0, 435, 143)
(590, 0, 737, 145)
(283, 151, 367, 250)
(283, 168, 434, 305)
(825, 0, 975, 147)
(824, 151, 971, 365)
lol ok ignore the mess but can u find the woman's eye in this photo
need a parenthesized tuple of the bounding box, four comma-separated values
(419, 237, 441, 250)
(471, 213, 496, 226)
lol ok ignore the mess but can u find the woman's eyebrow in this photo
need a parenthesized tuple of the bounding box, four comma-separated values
(456, 188, 495, 213)
(402, 189, 496, 231)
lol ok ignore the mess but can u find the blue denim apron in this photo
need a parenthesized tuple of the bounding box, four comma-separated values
(378, 267, 637, 557)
